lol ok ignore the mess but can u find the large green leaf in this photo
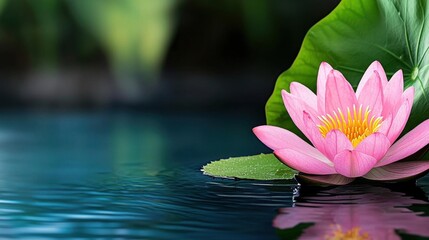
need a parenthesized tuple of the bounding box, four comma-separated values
(266, 0, 429, 140)
(202, 154, 297, 180)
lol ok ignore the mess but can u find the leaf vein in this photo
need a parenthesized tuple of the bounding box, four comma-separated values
(372, 44, 412, 69)
(415, 0, 426, 63)
(417, 76, 429, 103)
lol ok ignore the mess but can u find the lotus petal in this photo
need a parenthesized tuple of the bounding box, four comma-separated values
(364, 161, 429, 181)
(333, 150, 377, 177)
(274, 148, 335, 175)
(376, 120, 429, 167)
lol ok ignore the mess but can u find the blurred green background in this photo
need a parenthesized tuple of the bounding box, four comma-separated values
(0, 0, 339, 111)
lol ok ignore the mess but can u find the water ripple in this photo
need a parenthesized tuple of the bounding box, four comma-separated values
(0, 170, 298, 239)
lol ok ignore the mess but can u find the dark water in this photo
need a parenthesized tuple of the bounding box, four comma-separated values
(0, 111, 428, 239)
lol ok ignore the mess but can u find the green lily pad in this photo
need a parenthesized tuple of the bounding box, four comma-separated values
(266, 0, 429, 149)
(202, 154, 297, 180)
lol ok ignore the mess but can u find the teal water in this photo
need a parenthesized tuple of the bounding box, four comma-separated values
(0, 111, 427, 239)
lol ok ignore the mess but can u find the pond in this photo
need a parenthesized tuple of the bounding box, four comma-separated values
(0, 111, 428, 239)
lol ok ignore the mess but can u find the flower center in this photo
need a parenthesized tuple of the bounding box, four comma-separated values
(325, 225, 370, 240)
(318, 105, 383, 147)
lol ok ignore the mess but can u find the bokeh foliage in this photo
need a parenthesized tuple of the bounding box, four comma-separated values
(0, 0, 339, 105)
(0, 0, 177, 97)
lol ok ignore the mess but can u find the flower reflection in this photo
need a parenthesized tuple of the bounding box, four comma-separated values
(326, 225, 369, 240)
(274, 185, 429, 239)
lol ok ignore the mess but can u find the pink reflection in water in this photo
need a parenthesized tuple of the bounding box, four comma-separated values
(274, 186, 429, 239)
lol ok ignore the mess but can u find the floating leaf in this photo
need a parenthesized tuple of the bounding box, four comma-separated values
(202, 154, 297, 180)
(266, 0, 429, 147)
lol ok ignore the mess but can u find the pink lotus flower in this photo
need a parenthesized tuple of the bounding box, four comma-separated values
(254, 61, 429, 184)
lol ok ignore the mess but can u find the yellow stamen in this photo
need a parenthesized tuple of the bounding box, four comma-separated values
(317, 105, 382, 147)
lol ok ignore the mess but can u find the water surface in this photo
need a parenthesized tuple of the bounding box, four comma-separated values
(0, 111, 427, 239)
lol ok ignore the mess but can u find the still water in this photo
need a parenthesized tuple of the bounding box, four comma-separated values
(0, 111, 427, 239)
